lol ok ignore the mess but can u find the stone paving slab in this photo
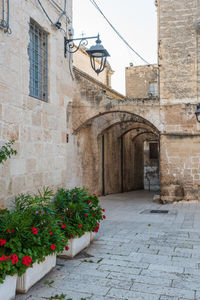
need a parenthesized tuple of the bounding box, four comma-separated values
(16, 191, 200, 300)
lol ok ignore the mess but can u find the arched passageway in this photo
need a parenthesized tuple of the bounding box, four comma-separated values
(74, 111, 160, 195)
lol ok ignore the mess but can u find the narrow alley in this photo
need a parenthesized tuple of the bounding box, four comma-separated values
(16, 191, 200, 300)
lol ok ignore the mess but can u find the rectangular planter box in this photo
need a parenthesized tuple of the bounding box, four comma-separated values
(16, 254, 56, 294)
(58, 232, 90, 258)
(0, 275, 17, 300)
(90, 232, 96, 242)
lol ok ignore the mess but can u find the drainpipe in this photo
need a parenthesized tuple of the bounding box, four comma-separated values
(6, 0, 9, 30)
(2, 0, 5, 22)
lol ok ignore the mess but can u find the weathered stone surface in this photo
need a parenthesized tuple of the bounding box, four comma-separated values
(125, 64, 158, 99)
(158, 0, 200, 201)
(0, 0, 73, 207)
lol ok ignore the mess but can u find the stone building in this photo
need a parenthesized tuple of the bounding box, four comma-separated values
(72, 67, 160, 195)
(125, 64, 158, 99)
(1, 0, 200, 207)
(0, 0, 73, 207)
(125, 64, 160, 192)
(0, 0, 128, 208)
(158, 0, 200, 201)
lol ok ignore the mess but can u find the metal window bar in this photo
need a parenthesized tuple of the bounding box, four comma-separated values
(0, 0, 11, 33)
(149, 83, 158, 98)
(28, 19, 48, 102)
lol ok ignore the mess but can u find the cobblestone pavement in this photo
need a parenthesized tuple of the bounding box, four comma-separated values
(16, 191, 200, 300)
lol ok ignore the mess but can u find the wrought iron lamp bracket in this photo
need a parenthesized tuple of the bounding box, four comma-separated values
(64, 35, 98, 57)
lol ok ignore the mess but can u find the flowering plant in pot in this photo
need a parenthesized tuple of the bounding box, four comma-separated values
(0, 209, 33, 283)
(53, 187, 105, 256)
(0, 188, 66, 293)
(13, 188, 66, 261)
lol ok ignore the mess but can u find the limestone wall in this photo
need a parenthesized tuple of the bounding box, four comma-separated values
(0, 0, 73, 207)
(125, 65, 158, 98)
(158, 0, 200, 201)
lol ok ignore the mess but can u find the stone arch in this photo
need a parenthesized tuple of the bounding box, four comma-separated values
(73, 109, 160, 195)
(73, 69, 160, 134)
(132, 131, 159, 141)
(72, 69, 161, 195)
(73, 110, 160, 135)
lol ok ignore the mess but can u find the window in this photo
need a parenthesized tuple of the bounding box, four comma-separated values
(149, 142, 159, 159)
(149, 82, 158, 98)
(28, 19, 48, 101)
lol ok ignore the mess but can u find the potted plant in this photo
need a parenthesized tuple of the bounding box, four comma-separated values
(0, 210, 17, 300)
(0, 189, 66, 294)
(54, 188, 105, 258)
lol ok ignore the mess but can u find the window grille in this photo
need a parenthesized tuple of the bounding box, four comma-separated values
(28, 19, 48, 102)
(0, 0, 11, 33)
(149, 82, 158, 98)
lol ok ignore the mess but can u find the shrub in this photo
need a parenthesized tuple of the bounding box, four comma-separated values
(53, 187, 105, 240)
(0, 187, 106, 282)
(0, 188, 66, 282)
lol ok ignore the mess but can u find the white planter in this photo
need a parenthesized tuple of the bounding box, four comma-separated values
(90, 232, 96, 242)
(0, 275, 17, 300)
(58, 232, 90, 258)
(16, 254, 56, 294)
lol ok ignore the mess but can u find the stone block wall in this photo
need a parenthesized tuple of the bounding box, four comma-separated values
(0, 0, 73, 207)
(125, 65, 158, 98)
(158, 0, 200, 201)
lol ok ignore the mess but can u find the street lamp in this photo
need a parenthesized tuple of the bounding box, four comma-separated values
(64, 34, 110, 75)
(195, 104, 200, 122)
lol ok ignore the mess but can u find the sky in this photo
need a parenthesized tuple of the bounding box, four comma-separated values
(72, 0, 157, 95)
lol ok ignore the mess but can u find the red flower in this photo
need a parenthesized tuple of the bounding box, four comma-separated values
(103, 215, 106, 219)
(93, 223, 100, 232)
(97, 194, 101, 197)
(31, 227, 38, 235)
(84, 214, 88, 217)
(50, 244, 56, 251)
(22, 256, 32, 266)
(78, 224, 83, 228)
(50, 232, 53, 235)
(70, 234, 74, 238)
(0, 255, 8, 261)
(7, 229, 11, 233)
(61, 223, 67, 229)
(0, 239, 6, 246)
(92, 193, 96, 195)
(65, 246, 69, 251)
(9, 254, 18, 264)
(103, 209, 105, 212)
(88, 200, 91, 204)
